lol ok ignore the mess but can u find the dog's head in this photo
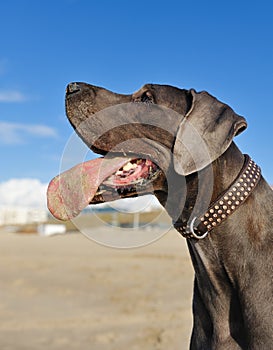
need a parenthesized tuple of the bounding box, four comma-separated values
(47, 82, 247, 221)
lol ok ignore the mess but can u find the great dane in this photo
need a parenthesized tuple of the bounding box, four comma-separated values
(47, 83, 273, 349)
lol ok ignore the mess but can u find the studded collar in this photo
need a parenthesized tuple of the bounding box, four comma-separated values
(173, 155, 261, 239)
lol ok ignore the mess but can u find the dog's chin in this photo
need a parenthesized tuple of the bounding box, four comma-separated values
(90, 158, 164, 204)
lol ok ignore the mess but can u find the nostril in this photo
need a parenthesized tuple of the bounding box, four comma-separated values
(66, 82, 81, 95)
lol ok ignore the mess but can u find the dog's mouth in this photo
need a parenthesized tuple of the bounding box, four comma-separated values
(100, 158, 159, 189)
(47, 156, 162, 221)
(94, 158, 161, 206)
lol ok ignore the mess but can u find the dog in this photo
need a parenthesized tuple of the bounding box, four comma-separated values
(47, 83, 273, 349)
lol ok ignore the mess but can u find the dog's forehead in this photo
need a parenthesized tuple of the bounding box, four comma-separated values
(133, 84, 189, 100)
(132, 84, 193, 117)
(132, 84, 153, 98)
(133, 83, 175, 95)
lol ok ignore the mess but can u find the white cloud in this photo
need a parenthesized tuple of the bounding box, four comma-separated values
(0, 90, 27, 102)
(0, 121, 58, 145)
(0, 179, 162, 214)
(0, 179, 48, 208)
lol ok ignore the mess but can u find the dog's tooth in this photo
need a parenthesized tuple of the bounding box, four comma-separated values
(123, 162, 134, 171)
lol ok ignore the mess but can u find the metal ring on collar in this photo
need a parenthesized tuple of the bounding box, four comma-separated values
(189, 217, 208, 240)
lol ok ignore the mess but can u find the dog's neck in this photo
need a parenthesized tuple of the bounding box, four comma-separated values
(161, 142, 245, 230)
(209, 142, 245, 202)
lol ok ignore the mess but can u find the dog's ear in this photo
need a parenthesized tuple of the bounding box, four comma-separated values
(173, 89, 247, 176)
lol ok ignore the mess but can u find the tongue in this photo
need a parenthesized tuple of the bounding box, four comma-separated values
(47, 157, 132, 221)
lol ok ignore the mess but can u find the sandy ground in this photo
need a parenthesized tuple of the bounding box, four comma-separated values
(0, 228, 194, 350)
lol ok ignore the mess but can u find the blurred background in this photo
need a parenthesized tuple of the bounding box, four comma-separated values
(0, 0, 272, 349)
(1, 0, 273, 226)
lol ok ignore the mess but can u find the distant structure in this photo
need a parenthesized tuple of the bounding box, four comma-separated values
(0, 206, 48, 226)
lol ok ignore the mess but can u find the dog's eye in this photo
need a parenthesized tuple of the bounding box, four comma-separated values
(133, 90, 154, 104)
(141, 91, 154, 103)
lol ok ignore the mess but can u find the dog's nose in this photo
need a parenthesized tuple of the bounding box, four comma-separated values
(66, 82, 81, 95)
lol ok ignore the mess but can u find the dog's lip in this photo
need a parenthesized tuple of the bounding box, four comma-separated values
(102, 159, 158, 186)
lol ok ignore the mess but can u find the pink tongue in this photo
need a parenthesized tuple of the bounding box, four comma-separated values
(47, 157, 131, 221)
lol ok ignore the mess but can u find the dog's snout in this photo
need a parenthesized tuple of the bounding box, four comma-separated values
(66, 82, 81, 95)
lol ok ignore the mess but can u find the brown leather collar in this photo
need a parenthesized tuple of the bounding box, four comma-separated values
(174, 155, 261, 239)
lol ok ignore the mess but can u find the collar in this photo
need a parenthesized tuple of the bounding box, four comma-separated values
(173, 155, 261, 239)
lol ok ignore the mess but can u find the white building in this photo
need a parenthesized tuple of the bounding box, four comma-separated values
(0, 206, 48, 226)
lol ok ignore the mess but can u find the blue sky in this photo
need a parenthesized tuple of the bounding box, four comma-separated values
(1, 0, 273, 191)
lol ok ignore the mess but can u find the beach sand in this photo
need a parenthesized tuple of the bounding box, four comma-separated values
(0, 228, 194, 350)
